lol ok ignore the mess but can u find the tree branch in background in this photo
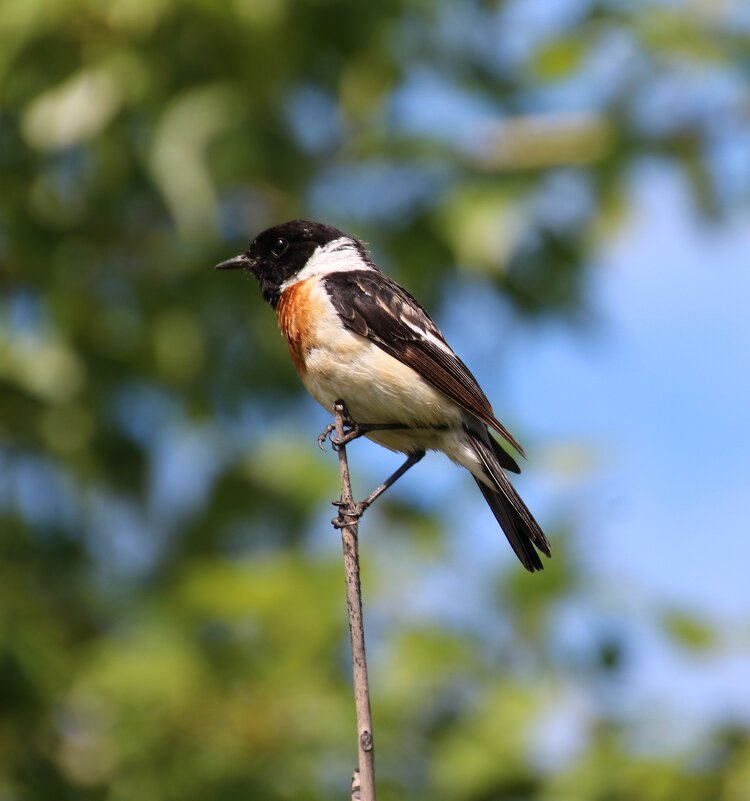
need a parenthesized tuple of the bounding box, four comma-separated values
(331, 400, 376, 801)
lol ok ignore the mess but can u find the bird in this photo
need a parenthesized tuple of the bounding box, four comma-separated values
(215, 219, 550, 572)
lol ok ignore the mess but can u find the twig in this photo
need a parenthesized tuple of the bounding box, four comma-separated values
(332, 400, 376, 801)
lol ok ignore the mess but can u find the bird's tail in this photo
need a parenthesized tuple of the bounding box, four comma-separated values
(466, 429, 551, 572)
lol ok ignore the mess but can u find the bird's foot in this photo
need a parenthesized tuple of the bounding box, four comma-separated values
(318, 400, 361, 450)
(330, 424, 369, 450)
(331, 499, 370, 528)
(317, 417, 361, 450)
(318, 413, 410, 451)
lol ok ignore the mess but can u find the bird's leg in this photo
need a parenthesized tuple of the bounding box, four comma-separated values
(332, 420, 414, 449)
(332, 450, 426, 528)
(357, 449, 426, 509)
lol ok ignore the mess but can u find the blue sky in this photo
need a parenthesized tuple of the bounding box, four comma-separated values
(508, 159, 750, 615)
(504, 159, 750, 735)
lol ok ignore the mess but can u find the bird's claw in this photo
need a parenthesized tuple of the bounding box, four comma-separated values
(318, 423, 336, 450)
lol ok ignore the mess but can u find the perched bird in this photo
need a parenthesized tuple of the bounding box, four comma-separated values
(216, 220, 550, 571)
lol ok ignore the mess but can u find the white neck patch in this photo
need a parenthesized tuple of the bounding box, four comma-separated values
(280, 237, 375, 291)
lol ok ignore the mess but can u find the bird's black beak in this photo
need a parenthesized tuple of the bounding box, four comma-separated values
(214, 253, 253, 271)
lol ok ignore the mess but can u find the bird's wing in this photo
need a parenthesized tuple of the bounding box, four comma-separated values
(323, 270, 525, 457)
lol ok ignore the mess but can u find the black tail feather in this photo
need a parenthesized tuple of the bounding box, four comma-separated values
(472, 478, 544, 572)
(467, 429, 551, 573)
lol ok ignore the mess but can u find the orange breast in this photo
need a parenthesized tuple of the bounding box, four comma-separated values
(276, 278, 318, 375)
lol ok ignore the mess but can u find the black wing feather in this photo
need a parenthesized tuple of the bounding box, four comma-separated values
(324, 270, 526, 457)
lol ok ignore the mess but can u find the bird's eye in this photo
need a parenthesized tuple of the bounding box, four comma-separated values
(271, 237, 289, 257)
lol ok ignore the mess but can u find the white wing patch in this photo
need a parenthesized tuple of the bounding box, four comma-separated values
(401, 315, 454, 356)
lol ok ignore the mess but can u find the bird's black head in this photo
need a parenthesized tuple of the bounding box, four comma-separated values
(215, 219, 348, 307)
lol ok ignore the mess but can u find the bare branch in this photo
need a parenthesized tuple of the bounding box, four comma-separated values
(332, 400, 376, 801)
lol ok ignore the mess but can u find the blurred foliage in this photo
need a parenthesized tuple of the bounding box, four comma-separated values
(1, 0, 749, 799)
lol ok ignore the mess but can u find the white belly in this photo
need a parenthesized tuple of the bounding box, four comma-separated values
(302, 328, 465, 453)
